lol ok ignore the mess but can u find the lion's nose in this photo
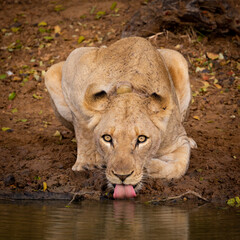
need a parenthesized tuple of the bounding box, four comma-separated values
(112, 170, 134, 182)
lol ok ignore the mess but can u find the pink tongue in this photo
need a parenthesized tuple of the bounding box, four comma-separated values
(113, 185, 136, 199)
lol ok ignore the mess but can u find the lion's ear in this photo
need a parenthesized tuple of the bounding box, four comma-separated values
(83, 83, 109, 112)
(147, 92, 172, 131)
(148, 92, 169, 113)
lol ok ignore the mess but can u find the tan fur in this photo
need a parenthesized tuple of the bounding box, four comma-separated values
(45, 37, 196, 189)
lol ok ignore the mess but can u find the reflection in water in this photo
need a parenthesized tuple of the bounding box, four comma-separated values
(0, 200, 239, 240)
(111, 201, 189, 240)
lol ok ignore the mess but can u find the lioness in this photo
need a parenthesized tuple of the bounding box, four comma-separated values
(45, 37, 196, 199)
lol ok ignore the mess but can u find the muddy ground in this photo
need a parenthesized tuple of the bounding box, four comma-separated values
(0, 0, 239, 204)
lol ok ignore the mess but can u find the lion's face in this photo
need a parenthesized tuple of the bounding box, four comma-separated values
(94, 93, 166, 190)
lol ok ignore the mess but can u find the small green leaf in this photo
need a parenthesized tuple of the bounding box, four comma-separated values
(197, 35, 204, 42)
(23, 77, 28, 83)
(54, 5, 65, 12)
(192, 91, 199, 97)
(207, 120, 214, 123)
(14, 39, 22, 49)
(2, 127, 11, 132)
(53, 130, 63, 141)
(0, 74, 7, 80)
(90, 6, 96, 14)
(96, 11, 106, 19)
(11, 27, 20, 32)
(43, 121, 51, 127)
(44, 36, 54, 41)
(18, 119, 27, 123)
(39, 27, 46, 33)
(38, 21, 47, 27)
(227, 198, 235, 207)
(53, 130, 61, 137)
(226, 197, 240, 207)
(8, 92, 16, 100)
(77, 36, 85, 44)
(11, 108, 18, 113)
(33, 93, 42, 99)
(110, 2, 117, 10)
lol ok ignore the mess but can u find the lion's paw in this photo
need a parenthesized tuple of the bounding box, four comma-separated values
(72, 162, 106, 171)
(72, 162, 86, 171)
(72, 153, 105, 171)
(188, 137, 197, 149)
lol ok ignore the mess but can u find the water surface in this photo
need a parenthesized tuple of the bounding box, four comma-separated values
(0, 200, 239, 240)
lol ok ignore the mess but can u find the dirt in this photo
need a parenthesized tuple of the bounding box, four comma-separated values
(121, 0, 240, 38)
(0, 0, 239, 205)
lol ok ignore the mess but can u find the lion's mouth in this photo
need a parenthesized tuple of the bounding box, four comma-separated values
(111, 183, 141, 199)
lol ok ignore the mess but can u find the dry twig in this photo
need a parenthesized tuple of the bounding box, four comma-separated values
(67, 191, 96, 206)
(148, 32, 165, 45)
(149, 190, 208, 203)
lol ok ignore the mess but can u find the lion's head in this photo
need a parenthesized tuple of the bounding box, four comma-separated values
(83, 78, 179, 198)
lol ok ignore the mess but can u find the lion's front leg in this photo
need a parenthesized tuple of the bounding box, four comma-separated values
(146, 140, 195, 179)
(72, 147, 104, 171)
(45, 61, 74, 131)
(72, 124, 105, 171)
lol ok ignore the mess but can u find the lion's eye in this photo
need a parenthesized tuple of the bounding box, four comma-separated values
(137, 135, 148, 143)
(102, 134, 112, 143)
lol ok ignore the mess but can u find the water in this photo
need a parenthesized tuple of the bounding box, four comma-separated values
(0, 200, 239, 240)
